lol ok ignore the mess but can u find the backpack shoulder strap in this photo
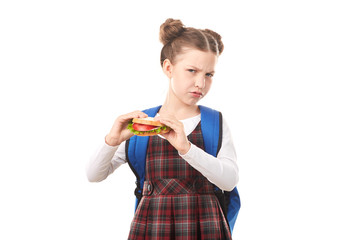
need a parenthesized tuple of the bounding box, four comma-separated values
(199, 105, 222, 157)
(126, 105, 162, 209)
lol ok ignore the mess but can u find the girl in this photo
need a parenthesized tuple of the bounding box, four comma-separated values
(87, 18, 239, 239)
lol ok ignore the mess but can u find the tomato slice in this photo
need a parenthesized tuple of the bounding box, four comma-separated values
(132, 123, 159, 132)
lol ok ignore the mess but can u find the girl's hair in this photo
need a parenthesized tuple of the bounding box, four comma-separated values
(159, 18, 224, 67)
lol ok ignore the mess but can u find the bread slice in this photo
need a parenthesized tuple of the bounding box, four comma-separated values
(132, 117, 164, 127)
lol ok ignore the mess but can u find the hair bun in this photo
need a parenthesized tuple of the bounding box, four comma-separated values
(204, 29, 224, 54)
(159, 18, 185, 45)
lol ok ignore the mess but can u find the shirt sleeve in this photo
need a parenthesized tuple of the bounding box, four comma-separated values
(179, 117, 239, 191)
(86, 139, 127, 182)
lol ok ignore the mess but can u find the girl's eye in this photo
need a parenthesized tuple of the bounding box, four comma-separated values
(188, 69, 196, 73)
(206, 73, 214, 77)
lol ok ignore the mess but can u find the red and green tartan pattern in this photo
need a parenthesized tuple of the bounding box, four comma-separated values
(128, 123, 232, 239)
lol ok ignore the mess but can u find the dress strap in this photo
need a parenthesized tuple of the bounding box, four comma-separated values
(143, 178, 214, 196)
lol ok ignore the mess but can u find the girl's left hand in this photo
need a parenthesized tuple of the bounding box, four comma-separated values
(155, 114, 191, 155)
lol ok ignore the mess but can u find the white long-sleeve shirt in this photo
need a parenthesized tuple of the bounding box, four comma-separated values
(87, 114, 239, 191)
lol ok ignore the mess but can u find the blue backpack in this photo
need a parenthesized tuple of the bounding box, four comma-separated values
(125, 105, 240, 234)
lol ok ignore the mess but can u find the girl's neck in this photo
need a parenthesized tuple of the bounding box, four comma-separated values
(160, 92, 200, 120)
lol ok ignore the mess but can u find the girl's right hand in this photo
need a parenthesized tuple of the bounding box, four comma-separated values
(105, 111, 148, 146)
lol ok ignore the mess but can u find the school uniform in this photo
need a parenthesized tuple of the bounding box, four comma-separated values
(87, 113, 238, 239)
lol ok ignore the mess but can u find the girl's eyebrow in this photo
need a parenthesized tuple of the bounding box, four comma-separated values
(186, 65, 200, 70)
(186, 65, 215, 74)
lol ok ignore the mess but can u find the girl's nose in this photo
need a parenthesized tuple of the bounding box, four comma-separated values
(195, 76, 206, 89)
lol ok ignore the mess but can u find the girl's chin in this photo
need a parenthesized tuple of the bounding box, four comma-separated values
(185, 97, 202, 106)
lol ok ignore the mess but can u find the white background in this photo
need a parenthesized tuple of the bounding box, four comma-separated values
(1, 0, 359, 239)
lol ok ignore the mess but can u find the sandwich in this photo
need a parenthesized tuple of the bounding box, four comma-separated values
(127, 117, 171, 136)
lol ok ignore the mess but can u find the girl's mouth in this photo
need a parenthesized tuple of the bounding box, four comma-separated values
(190, 91, 203, 98)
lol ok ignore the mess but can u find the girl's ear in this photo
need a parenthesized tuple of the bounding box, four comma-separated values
(162, 59, 173, 79)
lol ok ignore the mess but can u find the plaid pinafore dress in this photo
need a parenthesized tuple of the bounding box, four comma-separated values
(128, 123, 232, 240)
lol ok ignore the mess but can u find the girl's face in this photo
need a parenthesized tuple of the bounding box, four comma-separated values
(165, 48, 218, 107)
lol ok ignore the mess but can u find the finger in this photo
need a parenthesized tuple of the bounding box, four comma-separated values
(129, 110, 148, 119)
(158, 118, 178, 128)
(159, 119, 184, 134)
(120, 111, 148, 122)
(159, 130, 176, 141)
(159, 131, 170, 138)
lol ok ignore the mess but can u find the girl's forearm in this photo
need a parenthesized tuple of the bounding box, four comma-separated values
(87, 142, 120, 182)
(179, 143, 239, 191)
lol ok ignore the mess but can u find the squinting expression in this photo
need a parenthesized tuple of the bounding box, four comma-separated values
(169, 48, 218, 106)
